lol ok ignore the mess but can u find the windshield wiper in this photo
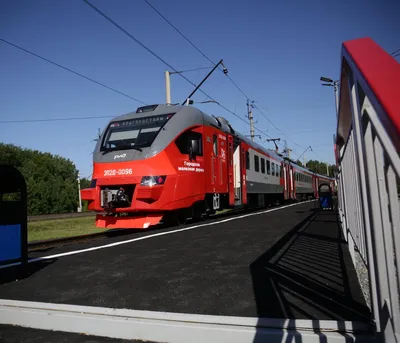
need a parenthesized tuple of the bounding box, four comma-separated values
(101, 143, 146, 154)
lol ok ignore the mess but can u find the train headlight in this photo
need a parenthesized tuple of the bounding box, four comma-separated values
(140, 175, 166, 186)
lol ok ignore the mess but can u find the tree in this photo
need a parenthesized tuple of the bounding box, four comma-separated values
(79, 177, 91, 212)
(305, 159, 336, 177)
(0, 143, 80, 215)
(80, 177, 91, 190)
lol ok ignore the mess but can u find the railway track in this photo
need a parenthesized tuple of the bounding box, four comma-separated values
(28, 211, 96, 222)
(28, 199, 318, 252)
(28, 228, 134, 252)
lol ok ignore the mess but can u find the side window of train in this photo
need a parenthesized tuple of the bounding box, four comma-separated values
(175, 130, 203, 156)
(280, 166, 283, 178)
(246, 151, 250, 170)
(272, 162, 275, 176)
(267, 160, 270, 174)
(261, 158, 265, 174)
(254, 155, 260, 172)
(213, 134, 218, 156)
(276, 165, 280, 177)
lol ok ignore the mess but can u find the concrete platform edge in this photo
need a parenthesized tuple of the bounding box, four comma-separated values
(0, 299, 376, 343)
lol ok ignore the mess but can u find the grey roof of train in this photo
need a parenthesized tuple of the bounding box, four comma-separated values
(108, 104, 334, 180)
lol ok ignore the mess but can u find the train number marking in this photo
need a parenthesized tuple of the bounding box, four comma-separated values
(104, 169, 133, 176)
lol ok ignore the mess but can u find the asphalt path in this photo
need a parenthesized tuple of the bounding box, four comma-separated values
(0, 202, 371, 324)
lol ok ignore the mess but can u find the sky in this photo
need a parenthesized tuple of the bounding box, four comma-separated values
(0, 0, 398, 179)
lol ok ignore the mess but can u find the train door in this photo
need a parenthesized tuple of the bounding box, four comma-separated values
(282, 163, 288, 200)
(211, 133, 218, 189)
(210, 131, 228, 195)
(231, 138, 242, 206)
(240, 142, 248, 205)
(218, 133, 228, 191)
(228, 135, 235, 205)
(289, 165, 295, 200)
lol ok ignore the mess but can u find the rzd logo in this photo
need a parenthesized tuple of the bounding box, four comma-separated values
(114, 153, 127, 160)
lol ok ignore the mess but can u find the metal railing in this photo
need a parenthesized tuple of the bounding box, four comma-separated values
(336, 37, 400, 342)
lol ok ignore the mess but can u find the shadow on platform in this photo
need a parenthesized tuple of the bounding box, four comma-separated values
(0, 259, 56, 285)
(250, 209, 372, 342)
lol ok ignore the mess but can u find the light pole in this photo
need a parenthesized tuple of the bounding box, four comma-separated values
(77, 174, 82, 213)
(320, 76, 339, 117)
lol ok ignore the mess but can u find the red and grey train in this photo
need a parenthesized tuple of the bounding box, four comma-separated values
(81, 104, 335, 229)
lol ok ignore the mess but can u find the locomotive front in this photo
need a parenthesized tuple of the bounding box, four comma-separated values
(80, 104, 205, 229)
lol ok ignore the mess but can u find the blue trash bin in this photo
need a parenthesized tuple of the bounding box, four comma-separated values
(318, 184, 333, 211)
(0, 165, 28, 267)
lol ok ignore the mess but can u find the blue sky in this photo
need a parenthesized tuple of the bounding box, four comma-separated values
(1, 0, 398, 178)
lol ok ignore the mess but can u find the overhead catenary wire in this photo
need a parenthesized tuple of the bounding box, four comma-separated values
(0, 38, 147, 105)
(390, 48, 400, 56)
(142, 0, 305, 150)
(82, 0, 277, 143)
(254, 105, 304, 149)
(0, 115, 116, 124)
(143, 0, 250, 100)
(82, 0, 204, 94)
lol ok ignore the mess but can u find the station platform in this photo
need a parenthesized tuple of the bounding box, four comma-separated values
(0, 201, 373, 341)
(0, 324, 141, 343)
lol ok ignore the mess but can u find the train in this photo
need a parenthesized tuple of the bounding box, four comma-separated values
(81, 104, 335, 229)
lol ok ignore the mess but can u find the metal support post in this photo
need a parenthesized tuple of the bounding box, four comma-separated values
(247, 99, 255, 141)
(334, 81, 339, 117)
(165, 71, 171, 106)
(77, 175, 82, 213)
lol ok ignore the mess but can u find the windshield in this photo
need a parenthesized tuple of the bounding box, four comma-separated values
(101, 114, 174, 151)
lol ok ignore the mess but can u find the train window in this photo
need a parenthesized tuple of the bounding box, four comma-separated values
(271, 163, 275, 176)
(267, 160, 270, 174)
(261, 158, 265, 174)
(276, 165, 280, 177)
(213, 134, 218, 156)
(174, 130, 203, 156)
(254, 155, 260, 172)
(102, 114, 173, 151)
(280, 166, 283, 178)
(246, 151, 250, 170)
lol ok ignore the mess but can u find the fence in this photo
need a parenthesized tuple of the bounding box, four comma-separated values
(336, 37, 400, 342)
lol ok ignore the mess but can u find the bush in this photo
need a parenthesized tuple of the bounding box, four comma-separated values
(0, 143, 81, 215)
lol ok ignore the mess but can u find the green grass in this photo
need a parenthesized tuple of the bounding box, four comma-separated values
(28, 208, 234, 242)
(216, 208, 232, 214)
(28, 217, 106, 242)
